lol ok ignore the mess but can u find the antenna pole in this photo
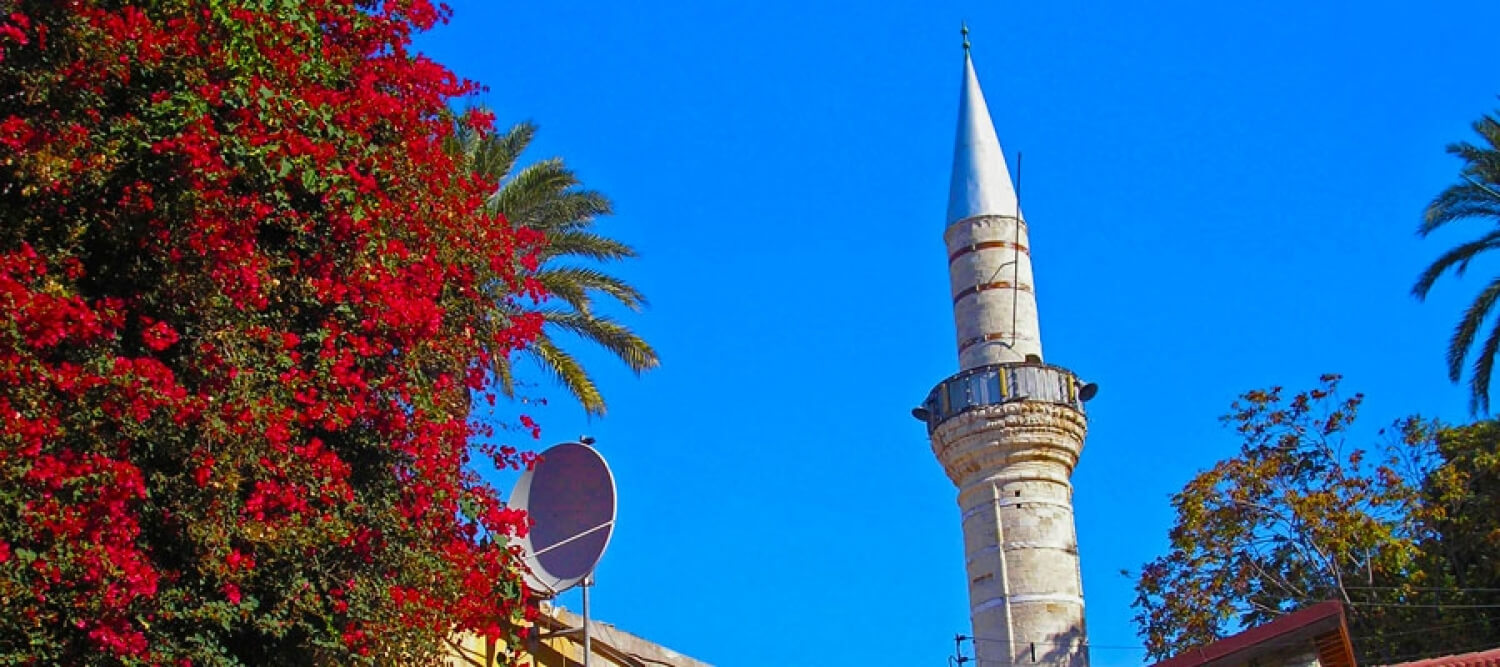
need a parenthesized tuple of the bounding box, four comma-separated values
(581, 577, 592, 667)
(952, 634, 971, 666)
(1011, 152, 1023, 347)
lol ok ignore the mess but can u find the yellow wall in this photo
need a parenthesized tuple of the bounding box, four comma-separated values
(444, 605, 709, 667)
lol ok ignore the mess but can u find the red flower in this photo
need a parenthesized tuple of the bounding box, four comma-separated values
(141, 320, 179, 351)
(225, 549, 254, 572)
(193, 456, 214, 487)
(2, 0, 542, 660)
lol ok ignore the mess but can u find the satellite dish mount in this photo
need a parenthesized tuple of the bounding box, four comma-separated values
(509, 441, 617, 667)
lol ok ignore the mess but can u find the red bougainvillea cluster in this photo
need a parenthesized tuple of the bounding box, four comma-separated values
(0, 1, 546, 663)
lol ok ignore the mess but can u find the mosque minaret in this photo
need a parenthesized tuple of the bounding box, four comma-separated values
(912, 27, 1096, 667)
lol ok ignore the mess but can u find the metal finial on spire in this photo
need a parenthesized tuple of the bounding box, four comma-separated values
(961, 22, 970, 51)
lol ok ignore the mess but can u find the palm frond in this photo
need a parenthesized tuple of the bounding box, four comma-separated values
(1449, 142, 1500, 177)
(1471, 115, 1500, 152)
(443, 115, 474, 163)
(1416, 109, 1500, 416)
(456, 117, 652, 415)
(530, 191, 613, 234)
(501, 192, 613, 236)
(1419, 182, 1500, 236)
(1446, 134, 1500, 166)
(492, 352, 517, 400)
(536, 272, 593, 316)
(527, 336, 606, 416)
(542, 230, 637, 263)
(490, 159, 579, 222)
(1462, 174, 1500, 201)
(1446, 276, 1500, 384)
(1468, 313, 1500, 415)
(540, 310, 659, 374)
(447, 111, 535, 187)
(538, 266, 647, 314)
(1412, 230, 1500, 299)
(486, 121, 538, 184)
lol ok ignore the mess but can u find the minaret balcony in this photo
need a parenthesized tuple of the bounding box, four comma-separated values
(913, 363, 1096, 434)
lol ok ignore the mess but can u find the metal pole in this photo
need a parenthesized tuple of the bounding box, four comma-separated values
(1011, 152, 1022, 347)
(581, 577, 592, 667)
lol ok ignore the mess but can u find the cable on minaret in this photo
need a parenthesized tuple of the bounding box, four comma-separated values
(1011, 151, 1022, 349)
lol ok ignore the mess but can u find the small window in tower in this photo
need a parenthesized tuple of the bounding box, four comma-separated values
(947, 380, 967, 412)
(984, 371, 1002, 404)
(966, 373, 986, 405)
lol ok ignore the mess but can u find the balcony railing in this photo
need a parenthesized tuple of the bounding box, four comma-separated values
(914, 363, 1093, 433)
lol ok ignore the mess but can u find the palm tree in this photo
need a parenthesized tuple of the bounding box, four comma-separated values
(453, 114, 658, 416)
(1413, 111, 1500, 414)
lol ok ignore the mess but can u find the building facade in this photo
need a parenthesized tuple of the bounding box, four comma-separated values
(914, 30, 1096, 667)
(446, 604, 710, 667)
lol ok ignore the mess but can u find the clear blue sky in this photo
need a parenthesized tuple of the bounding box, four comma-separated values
(417, 2, 1500, 664)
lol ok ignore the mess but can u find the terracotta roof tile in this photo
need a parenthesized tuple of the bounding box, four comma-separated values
(1387, 646, 1500, 667)
(1149, 601, 1348, 667)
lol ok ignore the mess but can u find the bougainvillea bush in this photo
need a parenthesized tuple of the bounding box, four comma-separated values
(0, 1, 545, 663)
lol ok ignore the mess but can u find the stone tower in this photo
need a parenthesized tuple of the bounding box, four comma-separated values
(912, 31, 1096, 667)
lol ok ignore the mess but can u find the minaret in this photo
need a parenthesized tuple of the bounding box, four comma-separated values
(913, 27, 1096, 667)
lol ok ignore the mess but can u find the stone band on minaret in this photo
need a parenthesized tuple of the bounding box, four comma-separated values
(916, 34, 1093, 667)
(947, 215, 1041, 368)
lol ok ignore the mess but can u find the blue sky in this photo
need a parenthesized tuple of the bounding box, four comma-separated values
(417, 2, 1500, 664)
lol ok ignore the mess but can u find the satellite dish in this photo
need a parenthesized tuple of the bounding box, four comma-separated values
(509, 442, 617, 596)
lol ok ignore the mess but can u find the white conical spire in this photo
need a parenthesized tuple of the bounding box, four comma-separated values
(946, 46, 1020, 226)
(943, 33, 1043, 368)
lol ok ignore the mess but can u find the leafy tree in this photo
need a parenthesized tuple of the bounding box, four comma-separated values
(1133, 377, 1500, 663)
(1131, 376, 1425, 662)
(1413, 110, 1500, 414)
(1398, 420, 1500, 658)
(1424, 421, 1500, 593)
(452, 117, 657, 416)
(0, 2, 545, 664)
